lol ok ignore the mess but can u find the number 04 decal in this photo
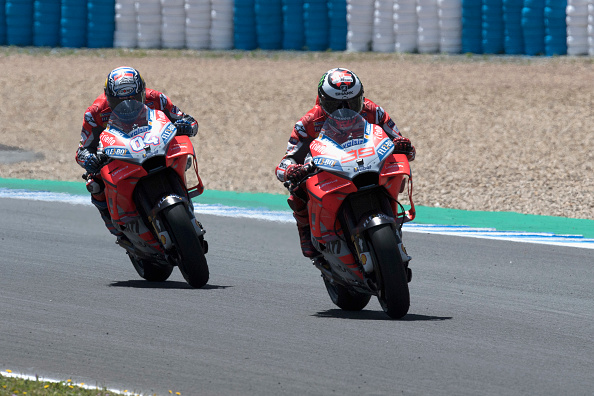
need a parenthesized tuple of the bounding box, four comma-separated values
(341, 147, 375, 163)
(130, 134, 161, 152)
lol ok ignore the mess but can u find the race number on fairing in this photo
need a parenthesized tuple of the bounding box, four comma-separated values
(129, 134, 161, 152)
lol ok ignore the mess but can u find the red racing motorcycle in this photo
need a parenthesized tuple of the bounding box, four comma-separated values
(87, 100, 209, 288)
(286, 109, 415, 318)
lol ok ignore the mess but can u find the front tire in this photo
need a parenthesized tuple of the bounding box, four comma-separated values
(368, 224, 410, 319)
(323, 278, 372, 311)
(162, 203, 209, 288)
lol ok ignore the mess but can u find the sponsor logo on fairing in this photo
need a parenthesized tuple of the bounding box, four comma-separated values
(102, 134, 117, 146)
(161, 124, 176, 143)
(105, 147, 131, 157)
(341, 139, 365, 149)
(128, 126, 151, 137)
(376, 139, 394, 161)
(313, 157, 337, 167)
(310, 141, 328, 155)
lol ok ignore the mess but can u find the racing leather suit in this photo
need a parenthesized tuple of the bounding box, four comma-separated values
(276, 97, 408, 257)
(75, 88, 199, 236)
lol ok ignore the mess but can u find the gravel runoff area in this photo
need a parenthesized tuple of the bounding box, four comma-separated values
(0, 49, 591, 220)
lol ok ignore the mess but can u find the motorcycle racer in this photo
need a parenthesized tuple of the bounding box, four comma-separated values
(276, 67, 416, 258)
(75, 66, 199, 239)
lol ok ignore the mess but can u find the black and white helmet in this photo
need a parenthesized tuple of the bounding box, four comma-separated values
(104, 66, 146, 110)
(317, 68, 364, 115)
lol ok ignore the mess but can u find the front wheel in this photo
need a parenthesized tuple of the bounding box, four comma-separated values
(368, 224, 410, 319)
(162, 203, 209, 288)
(323, 277, 372, 311)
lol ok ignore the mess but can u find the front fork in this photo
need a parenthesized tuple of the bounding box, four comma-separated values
(148, 196, 206, 251)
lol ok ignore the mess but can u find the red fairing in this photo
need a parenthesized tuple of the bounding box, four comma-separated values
(306, 174, 356, 241)
(101, 135, 202, 225)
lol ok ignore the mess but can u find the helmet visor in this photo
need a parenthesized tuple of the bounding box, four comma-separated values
(321, 95, 364, 115)
(107, 91, 145, 110)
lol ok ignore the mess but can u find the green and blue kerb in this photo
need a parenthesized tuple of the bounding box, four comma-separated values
(0, 177, 593, 240)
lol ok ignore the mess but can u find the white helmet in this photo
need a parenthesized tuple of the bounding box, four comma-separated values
(317, 68, 364, 115)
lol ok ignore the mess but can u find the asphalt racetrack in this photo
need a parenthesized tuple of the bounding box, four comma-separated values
(1, 198, 593, 396)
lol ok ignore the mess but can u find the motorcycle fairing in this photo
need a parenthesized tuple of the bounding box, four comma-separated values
(102, 135, 196, 224)
(305, 113, 415, 283)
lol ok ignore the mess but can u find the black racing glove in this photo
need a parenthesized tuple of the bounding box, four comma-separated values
(83, 153, 102, 174)
(174, 119, 194, 136)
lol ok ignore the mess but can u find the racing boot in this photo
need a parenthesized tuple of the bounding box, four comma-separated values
(297, 223, 320, 258)
(91, 196, 124, 238)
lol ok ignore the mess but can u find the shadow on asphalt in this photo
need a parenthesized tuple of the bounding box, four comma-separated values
(314, 309, 453, 321)
(109, 280, 232, 290)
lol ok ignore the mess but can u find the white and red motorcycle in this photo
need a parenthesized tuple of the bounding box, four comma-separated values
(286, 109, 415, 318)
(86, 100, 209, 288)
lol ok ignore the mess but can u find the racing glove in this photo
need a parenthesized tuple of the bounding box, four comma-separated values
(174, 119, 195, 136)
(285, 164, 310, 183)
(393, 137, 416, 161)
(83, 153, 102, 174)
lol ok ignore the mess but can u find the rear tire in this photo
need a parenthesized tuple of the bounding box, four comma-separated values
(128, 254, 174, 282)
(323, 278, 372, 311)
(368, 224, 410, 319)
(162, 204, 209, 288)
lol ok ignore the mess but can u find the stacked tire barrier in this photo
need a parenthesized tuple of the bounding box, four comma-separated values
(162, 0, 186, 49)
(566, 0, 588, 54)
(590, 1, 594, 55)
(211, 0, 233, 49)
(304, 0, 329, 50)
(462, 0, 483, 52)
(503, 0, 524, 54)
(417, 0, 440, 53)
(483, 0, 504, 53)
(6, 0, 34, 46)
(347, 0, 374, 51)
(60, 0, 87, 48)
(394, 0, 418, 52)
(186, 0, 212, 50)
(0, 0, 5, 45)
(234, 0, 257, 49)
(440, 0, 462, 53)
(329, 0, 347, 50)
(1, 0, 594, 56)
(255, 0, 282, 49)
(88, 0, 115, 48)
(114, 0, 136, 48)
(34, 0, 60, 47)
(544, 0, 567, 55)
(373, 0, 395, 53)
(522, 0, 546, 55)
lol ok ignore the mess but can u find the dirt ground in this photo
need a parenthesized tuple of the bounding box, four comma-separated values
(0, 48, 592, 220)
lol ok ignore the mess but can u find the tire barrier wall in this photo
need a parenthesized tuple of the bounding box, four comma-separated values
(1, 0, 593, 56)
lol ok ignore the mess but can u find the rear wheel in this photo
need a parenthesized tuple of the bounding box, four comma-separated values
(162, 204, 209, 288)
(368, 224, 410, 319)
(323, 278, 372, 311)
(128, 253, 174, 282)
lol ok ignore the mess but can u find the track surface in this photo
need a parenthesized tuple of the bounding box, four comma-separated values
(1, 198, 592, 396)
